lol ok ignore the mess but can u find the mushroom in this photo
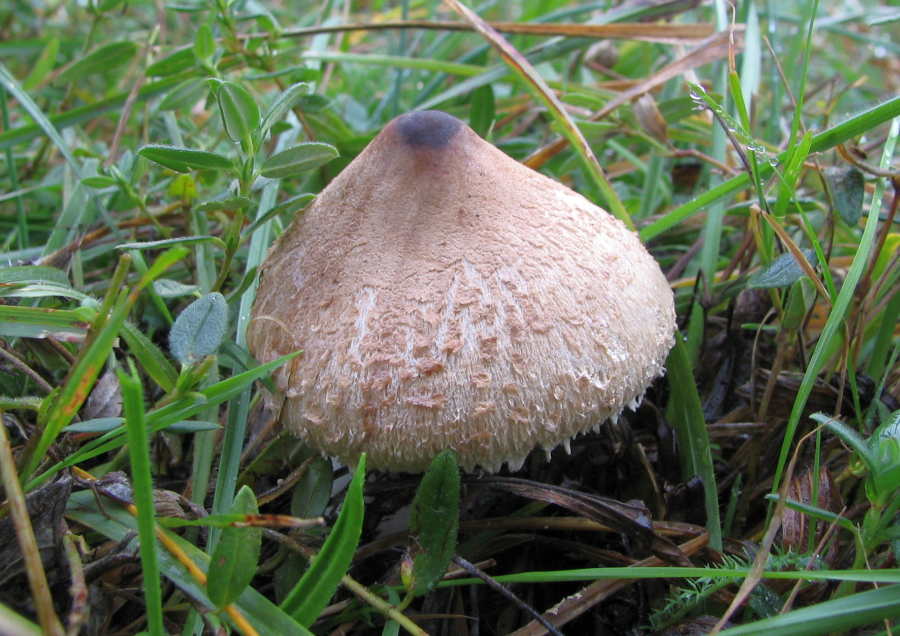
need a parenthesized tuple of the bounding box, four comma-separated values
(247, 110, 676, 473)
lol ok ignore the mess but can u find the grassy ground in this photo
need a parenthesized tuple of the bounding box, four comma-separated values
(2, 0, 900, 634)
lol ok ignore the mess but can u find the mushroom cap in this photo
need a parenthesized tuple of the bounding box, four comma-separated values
(247, 111, 676, 473)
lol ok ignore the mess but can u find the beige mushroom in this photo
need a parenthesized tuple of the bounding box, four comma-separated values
(247, 110, 676, 473)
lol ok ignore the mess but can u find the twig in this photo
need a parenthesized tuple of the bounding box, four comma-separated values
(0, 346, 53, 394)
(451, 555, 565, 636)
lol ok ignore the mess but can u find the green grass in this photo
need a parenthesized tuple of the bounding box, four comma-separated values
(1, 0, 900, 634)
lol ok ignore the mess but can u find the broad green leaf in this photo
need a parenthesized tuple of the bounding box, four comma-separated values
(138, 144, 234, 174)
(747, 249, 817, 289)
(261, 82, 309, 132)
(290, 455, 333, 519)
(169, 292, 228, 365)
(260, 143, 338, 179)
(146, 48, 196, 77)
(217, 81, 259, 144)
(297, 93, 330, 113)
(825, 166, 866, 226)
(159, 77, 209, 111)
(281, 455, 366, 625)
(405, 450, 460, 597)
(207, 485, 262, 608)
(193, 24, 215, 64)
(206, 77, 224, 97)
(56, 41, 138, 84)
(168, 173, 197, 199)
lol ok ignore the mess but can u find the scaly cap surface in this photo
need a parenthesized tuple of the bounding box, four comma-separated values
(247, 111, 676, 472)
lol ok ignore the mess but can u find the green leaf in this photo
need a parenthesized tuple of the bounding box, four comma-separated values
(27, 352, 301, 490)
(207, 485, 262, 608)
(749, 583, 784, 619)
(55, 41, 138, 85)
(405, 450, 460, 597)
(261, 82, 309, 132)
(297, 93, 330, 113)
(159, 77, 209, 111)
(664, 336, 721, 550)
(120, 360, 166, 636)
(153, 279, 201, 298)
(66, 490, 315, 636)
(781, 277, 816, 331)
(169, 292, 229, 365)
(0, 265, 69, 286)
(168, 173, 197, 199)
(747, 249, 817, 289)
(81, 175, 117, 188)
(217, 81, 259, 144)
(146, 48, 196, 77)
(0, 305, 91, 340)
(290, 456, 333, 519)
(717, 581, 900, 635)
(281, 455, 366, 625)
(825, 166, 866, 225)
(23, 37, 59, 91)
(0, 283, 89, 302)
(62, 417, 124, 433)
(193, 24, 215, 65)
(138, 144, 234, 173)
(469, 83, 495, 138)
(97, 0, 127, 12)
(815, 414, 877, 473)
(164, 420, 222, 433)
(195, 196, 251, 213)
(773, 129, 813, 217)
(242, 194, 314, 237)
(120, 321, 178, 392)
(260, 143, 338, 179)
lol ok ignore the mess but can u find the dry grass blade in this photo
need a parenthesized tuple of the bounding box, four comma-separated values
(475, 476, 691, 566)
(441, 0, 633, 229)
(760, 208, 832, 303)
(524, 28, 745, 170)
(270, 20, 716, 44)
